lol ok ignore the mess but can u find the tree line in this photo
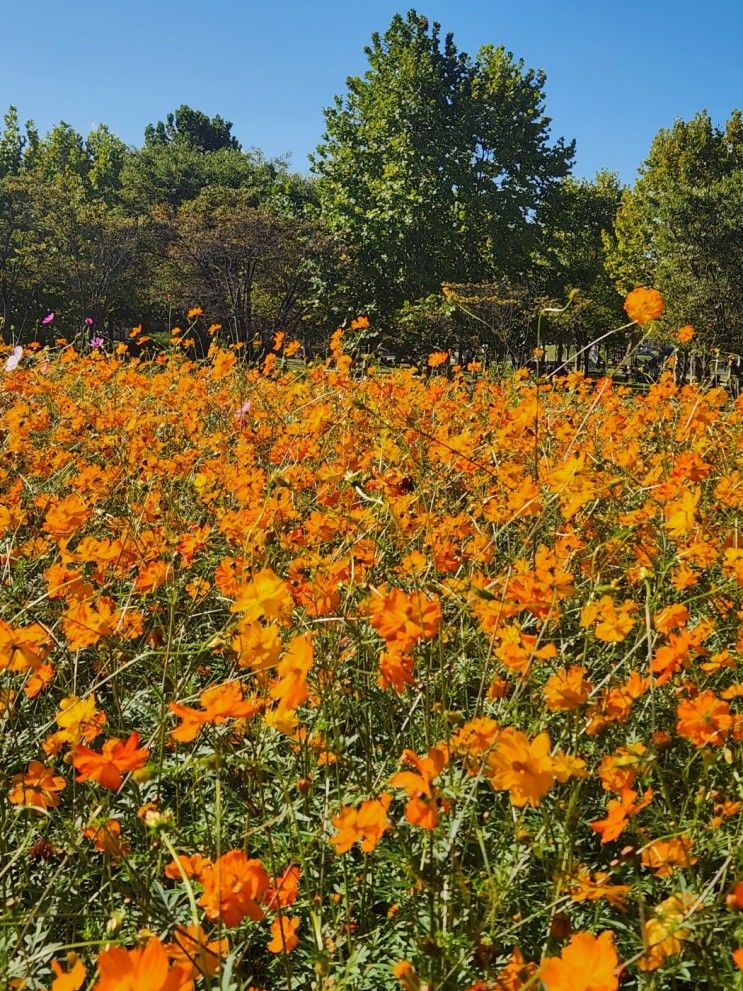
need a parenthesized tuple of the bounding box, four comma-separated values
(1, 9, 741, 366)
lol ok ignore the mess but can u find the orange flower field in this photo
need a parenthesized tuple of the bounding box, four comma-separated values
(1, 322, 742, 990)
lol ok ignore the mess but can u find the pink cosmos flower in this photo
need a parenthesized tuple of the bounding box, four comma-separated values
(4, 346, 23, 371)
(235, 401, 252, 425)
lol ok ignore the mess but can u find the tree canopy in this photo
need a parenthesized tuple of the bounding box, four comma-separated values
(605, 110, 743, 352)
(144, 105, 241, 152)
(311, 10, 574, 315)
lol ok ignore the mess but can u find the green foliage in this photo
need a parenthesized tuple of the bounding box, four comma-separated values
(144, 104, 241, 152)
(605, 110, 743, 351)
(311, 10, 574, 316)
(154, 186, 346, 350)
(0, 105, 330, 338)
(390, 280, 550, 365)
(537, 171, 626, 356)
(0, 106, 37, 179)
(122, 139, 281, 210)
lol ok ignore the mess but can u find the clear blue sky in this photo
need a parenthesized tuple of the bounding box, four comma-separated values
(1, 0, 740, 184)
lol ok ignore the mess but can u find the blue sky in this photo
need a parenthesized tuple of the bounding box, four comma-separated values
(1, 0, 740, 183)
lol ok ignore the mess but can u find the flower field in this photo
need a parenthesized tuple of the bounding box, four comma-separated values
(1, 318, 743, 990)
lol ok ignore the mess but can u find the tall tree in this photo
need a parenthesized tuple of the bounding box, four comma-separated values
(0, 107, 37, 179)
(311, 10, 574, 315)
(537, 171, 626, 363)
(0, 109, 38, 330)
(605, 110, 743, 352)
(156, 187, 342, 350)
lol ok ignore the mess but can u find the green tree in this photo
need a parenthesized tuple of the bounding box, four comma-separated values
(0, 107, 38, 179)
(28, 121, 89, 183)
(86, 124, 129, 204)
(124, 106, 295, 209)
(311, 10, 574, 316)
(0, 108, 39, 331)
(17, 173, 148, 331)
(144, 104, 241, 152)
(155, 187, 343, 350)
(0, 117, 144, 333)
(537, 171, 626, 366)
(605, 110, 743, 352)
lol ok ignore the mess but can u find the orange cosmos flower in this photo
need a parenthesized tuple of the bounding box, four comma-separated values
(169, 680, 261, 743)
(676, 691, 732, 746)
(640, 835, 696, 876)
(624, 287, 665, 325)
(663, 487, 700, 539)
(472, 947, 538, 990)
(231, 568, 293, 623)
(569, 868, 630, 911)
(638, 893, 694, 971)
(427, 351, 449, 368)
(269, 633, 313, 713)
(580, 595, 636, 643)
(0, 620, 49, 672)
(62, 596, 119, 651)
(591, 787, 653, 843)
(726, 881, 743, 911)
(392, 960, 423, 991)
(350, 315, 370, 330)
(551, 751, 587, 784)
(264, 864, 301, 910)
(492, 623, 540, 676)
(267, 915, 300, 954)
(677, 324, 694, 344)
(9, 761, 66, 810)
(43, 494, 88, 539)
(734, 948, 743, 971)
(540, 930, 618, 991)
(597, 743, 648, 794)
(92, 936, 191, 991)
(649, 627, 706, 684)
(486, 729, 555, 807)
(451, 717, 501, 769)
(390, 744, 449, 829)
(73, 732, 150, 790)
(0, 502, 26, 533)
(187, 306, 203, 319)
(44, 694, 105, 755)
(50, 956, 86, 991)
(24, 662, 55, 699)
(198, 850, 269, 926)
(653, 603, 689, 634)
(83, 818, 128, 858)
(378, 649, 416, 692)
(366, 586, 441, 653)
(164, 852, 211, 881)
(135, 559, 171, 593)
(544, 665, 592, 711)
(166, 924, 227, 980)
(331, 793, 392, 853)
(232, 619, 281, 671)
